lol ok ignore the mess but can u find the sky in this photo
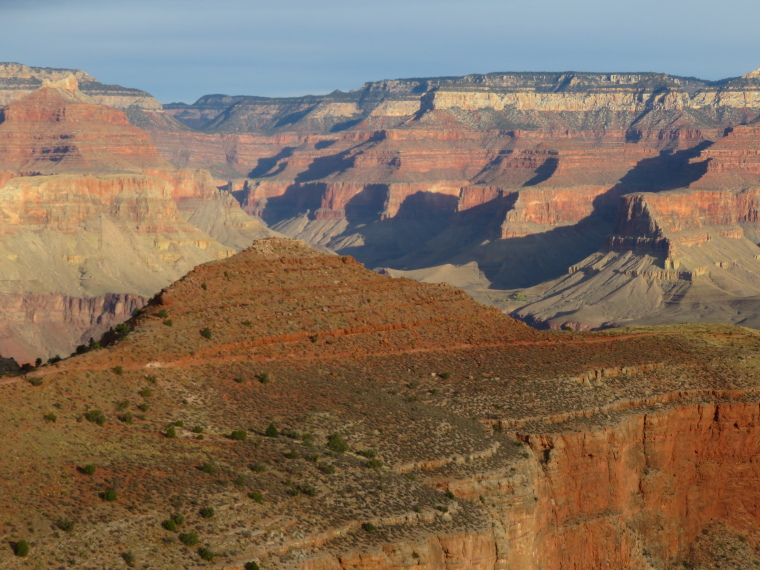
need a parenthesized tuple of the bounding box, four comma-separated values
(1, 0, 759, 104)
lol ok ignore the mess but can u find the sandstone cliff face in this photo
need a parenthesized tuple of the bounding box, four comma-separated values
(0, 76, 276, 361)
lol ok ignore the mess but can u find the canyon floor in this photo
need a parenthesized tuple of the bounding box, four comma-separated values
(2, 238, 759, 569)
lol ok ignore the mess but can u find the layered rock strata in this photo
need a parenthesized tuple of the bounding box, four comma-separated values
(0, 76, 274, 361)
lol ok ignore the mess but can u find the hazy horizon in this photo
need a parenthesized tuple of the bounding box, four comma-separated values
(2, 0, 759, 104)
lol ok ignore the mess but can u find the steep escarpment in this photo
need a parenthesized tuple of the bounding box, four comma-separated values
(1, 240, 759, 569)
(150, 68, 760, 323)
(0, 75, 275, 361)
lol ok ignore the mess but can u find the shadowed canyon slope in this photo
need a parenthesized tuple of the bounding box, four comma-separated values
(0, 69, 275, 362)
(156, 68, 760, 328)
(2, 239, 760, 568)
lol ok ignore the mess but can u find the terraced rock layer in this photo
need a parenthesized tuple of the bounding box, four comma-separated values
(2, 239, 759, 569)
(0, 75, 274, 362)
(153, 69, 760, 327)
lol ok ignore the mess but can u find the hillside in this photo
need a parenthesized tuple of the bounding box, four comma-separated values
(1, 238, 759, 568)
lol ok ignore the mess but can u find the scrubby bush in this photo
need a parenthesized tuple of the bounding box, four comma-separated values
(318, 463, 336, 475)
(13, 540, 29, 557)
(198, 547, 215, 561)
(55, 519, 75, 532)
(157, 309, 168, 318)
(358, 449, 376, 458)
(166, 425, 177, 438)
(200, 327, 212, 339)
(192, 425, 204, 434)
(249, 462, 266, 472)
(362, 523, 376, 533)
(327, 433, 348, 453)
(162, 519, 177, 532)
(264, 424, 279, 438)
(179, 532, 199, 546)
(85, 409, 106, 426)
(113, 365, 124, 375)
(248, 492, 263, 503)
(199, 507, 215, 518)
(82, 464, 97, 475)
(163, 319, 173, 326)
(365, 459, 382, 469)
(44, 412, 57, 422)
(245, 562, 260, 570)
(172, 513, 185, 526)
(200, 463, 217, 475)
(284, 450, 298, 459)
(138, 389, 152, 398)
(229, 430, 247, 440)
(121, 551, 135, 566)
(102, 489, 117, 502)
(258, 373, 270, 384)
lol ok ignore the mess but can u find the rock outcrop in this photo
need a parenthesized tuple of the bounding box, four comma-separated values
(0, 75, 275, 361)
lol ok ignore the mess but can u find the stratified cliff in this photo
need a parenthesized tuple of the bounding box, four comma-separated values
(0, 74, 275, 362)
(151, 68, 760, 326)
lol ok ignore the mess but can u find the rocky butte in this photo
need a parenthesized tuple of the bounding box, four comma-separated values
(154, 67, 760, 330)
(0, 65, 275, 362)
(0, 238, 759, 568)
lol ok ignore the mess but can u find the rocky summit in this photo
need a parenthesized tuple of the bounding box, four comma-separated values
(1, 238, 759, 568)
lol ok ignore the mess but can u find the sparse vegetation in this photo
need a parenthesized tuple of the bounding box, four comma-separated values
(179, 532, 199, 546)
(113, 365, 124, 375)
(199, 507, 215, 518)
(230, 430, 247, 440)
(43, 412, 57, 422)
(85, 409, 106, 426)
(200, 327, 212, 339)
(13, 540, 29, 557)
(327, 433, 348, 453)
(198, 547, 215, 561)
(248, 491, 263, 503)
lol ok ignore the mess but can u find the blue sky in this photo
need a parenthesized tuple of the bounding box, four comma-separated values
(2, 0, 759, 103)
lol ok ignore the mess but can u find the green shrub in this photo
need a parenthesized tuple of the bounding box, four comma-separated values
(300, 484, 318, 496)
(327, 433, 348, 453)
(301, 433, 315, 446)
(249, 462, 266, 473)
(102, 489, 117, 502)
(82, 464, 97, 475)
(258, 373, 270, 384)
(200, 463, 217, 475)
(115, 323, 131, 338)
(55, 519, 75, 532)
(163, 319, 173, 327)
(113, 365, 124, 375)
(286, 488, 299, 496)
(13, 540, 29, 557)
(115, 400, 130, 411)
(284, 450, 299, 459)
(173, 420, 184, 427)
(198, 547, 215, 561)
(28, 377, 43, 386)
(179, 532, 199, 546)
(166, 425, 177, 438)
(318, 463, 335, 475)
(121, 551, 135, 566)
(264, 424, 279, 438)
(229, 430, 247, 440)
(138, 389, 152, 398)
(440, 372, 451, 379)
(157, 309, 169, 318)
(358, 449, 376, 458)
(196, 434, 204, 440)
(362, 523, 376, 533)
(200, 327, 212, 339)
(192, 425, 204, 434)
(233, 376, 245, 383)
(241, 320, 252, 327)
(162, 519, 177, 532)
(172, 513, 185, 526)
(137, 403, 149, 412)
(85, 409, 106, 426)
(365, 459, 382, 469)
(201, 283, 207, 291)
(445, 490, 456, 499)
(44, 412, 57, 422)
(145, 374, 157, 384)
(199, 507, 215, 518)
(248, 491, 263, 503)
(245, 562, 260, 570)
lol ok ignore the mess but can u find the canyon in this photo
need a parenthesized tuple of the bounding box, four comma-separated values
(0, 65, 274, 362)
(1, 238, 758, 568)
(155, 68, 760, 329)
